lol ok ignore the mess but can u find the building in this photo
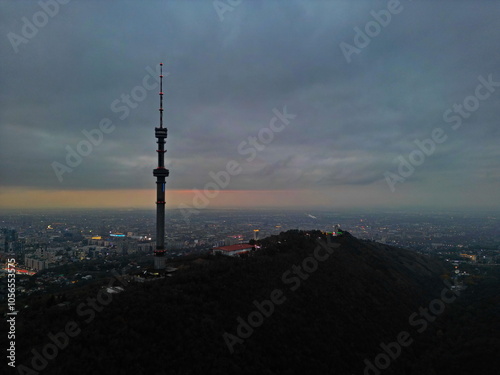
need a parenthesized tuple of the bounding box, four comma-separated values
(1, 229, 17, 252)
(225, 235, 244, 246)
(460, 253, 477, 262)
(24, 255, 52, 272)
(323, 225, 344, 238)
(212, 243, 254, 257)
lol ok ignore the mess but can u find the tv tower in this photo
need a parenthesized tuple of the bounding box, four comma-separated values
(153, 63, 168, 270)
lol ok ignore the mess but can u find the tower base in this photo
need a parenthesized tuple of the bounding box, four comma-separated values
(154, 256, 166, 270)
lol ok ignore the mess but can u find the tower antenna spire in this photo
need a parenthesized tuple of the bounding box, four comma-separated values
(159, 62, 163, 129)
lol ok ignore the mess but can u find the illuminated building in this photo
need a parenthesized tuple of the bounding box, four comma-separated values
(213, 244, 254, 257)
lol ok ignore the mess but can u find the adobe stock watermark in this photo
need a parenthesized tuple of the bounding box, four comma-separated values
(213, 0, 242, 22)
(6, 258, 17, 368)
(339, 0, 404, 63)
(51, 64, 167, 182)
(7, 0, 72, 54)
(179, 106, 297, 224)
(384, 74, 500, 192)
(223, 238, 340, 354)
(362, 278, 466, 375)
(16, 269, 128, 375)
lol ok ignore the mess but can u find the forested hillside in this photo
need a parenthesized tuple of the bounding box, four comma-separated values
(12, 230, 498, 375)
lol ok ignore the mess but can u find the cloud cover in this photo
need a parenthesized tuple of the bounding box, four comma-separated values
(0, 0, 499, 210)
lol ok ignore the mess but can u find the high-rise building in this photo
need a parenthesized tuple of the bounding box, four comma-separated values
(152, 63, 169, 270)
(2, 228, 17, 252)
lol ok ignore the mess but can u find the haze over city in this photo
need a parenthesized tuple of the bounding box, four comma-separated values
(1, 0, 499, 212)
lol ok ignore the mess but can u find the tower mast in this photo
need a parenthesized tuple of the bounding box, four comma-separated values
(153, 63, 168, 270)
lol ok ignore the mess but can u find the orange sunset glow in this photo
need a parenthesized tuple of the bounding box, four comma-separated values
(0, 188, 320, 210)
(0, 184, 426, 211)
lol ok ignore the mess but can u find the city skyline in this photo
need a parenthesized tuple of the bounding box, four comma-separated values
(1, 1, 499, 211)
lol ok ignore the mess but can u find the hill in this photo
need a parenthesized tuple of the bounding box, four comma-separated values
(11, 230, 463, 374)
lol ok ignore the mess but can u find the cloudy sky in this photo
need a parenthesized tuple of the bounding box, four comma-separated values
(1, 0, 499, 211)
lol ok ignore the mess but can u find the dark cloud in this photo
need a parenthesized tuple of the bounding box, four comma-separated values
(0, 0, 499, 208)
